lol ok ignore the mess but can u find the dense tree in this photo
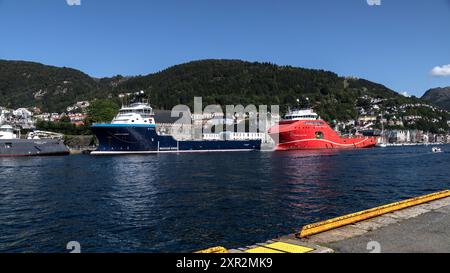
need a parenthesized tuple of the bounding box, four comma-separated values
(86, 99, 119, 124)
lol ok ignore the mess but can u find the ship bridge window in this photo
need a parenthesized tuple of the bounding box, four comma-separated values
(305, 122, 324, 125)
(286, 115, 318, 119)
(136, 109, 153, 114)
(315, 131, 324, 139)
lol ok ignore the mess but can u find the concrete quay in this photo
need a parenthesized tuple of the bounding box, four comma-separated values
(198, 191, 450, 253)
(326, 197, 450, 253)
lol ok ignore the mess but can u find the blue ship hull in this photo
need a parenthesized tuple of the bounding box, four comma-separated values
(91, 124, 261, 154)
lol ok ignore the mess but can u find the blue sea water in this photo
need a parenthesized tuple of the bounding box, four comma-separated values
(0, 145, 449, 253)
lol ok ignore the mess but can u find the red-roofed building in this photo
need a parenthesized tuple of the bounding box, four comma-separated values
(68, 113, 88, 126)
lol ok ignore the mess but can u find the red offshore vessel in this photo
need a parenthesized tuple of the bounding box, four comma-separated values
(268, 109, 376, 150)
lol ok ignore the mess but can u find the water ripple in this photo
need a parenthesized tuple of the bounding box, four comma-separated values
(0, 145, 449, 252)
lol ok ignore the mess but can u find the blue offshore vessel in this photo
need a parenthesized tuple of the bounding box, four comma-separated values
(91, 100, 261, 155)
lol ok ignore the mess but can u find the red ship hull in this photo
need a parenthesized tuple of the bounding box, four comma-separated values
(269, 119, 376, 151)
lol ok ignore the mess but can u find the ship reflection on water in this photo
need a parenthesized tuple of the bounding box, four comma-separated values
(269, 150, 343, 211)
(0, 145, 449, 252)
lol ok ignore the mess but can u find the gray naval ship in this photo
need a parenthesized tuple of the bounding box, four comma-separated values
(0, 125, 69, 157)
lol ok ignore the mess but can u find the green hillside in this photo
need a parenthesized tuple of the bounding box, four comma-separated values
(0, 60, 107, 112)
(422, 87, 450, 110)
(117, 59, 416, 121)
(0, 59, 436, 124)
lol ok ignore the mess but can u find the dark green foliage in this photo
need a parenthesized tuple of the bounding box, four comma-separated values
(401, 106, 450, 133)
(86, 99, 120, 124)
(59, 115, 71, 123)
(0, 59, 446, 132)
(0, 60, 110, 112)
(118, 60, 412, 119)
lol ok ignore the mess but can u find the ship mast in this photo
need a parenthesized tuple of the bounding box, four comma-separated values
(379, 111, 387, 146)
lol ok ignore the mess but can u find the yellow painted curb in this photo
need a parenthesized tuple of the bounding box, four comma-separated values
(245, 242, 314, 253)
(245, 247, 284, 253)
(265, 242, 314, 253)
(298, 190, 450, 238)
(195, 246, 228, 253)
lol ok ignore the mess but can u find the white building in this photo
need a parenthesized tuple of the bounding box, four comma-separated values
(13, 108, 32, 118)
(203, 132, 273, 144)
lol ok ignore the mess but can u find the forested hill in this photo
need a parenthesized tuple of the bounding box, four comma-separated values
(1, 59, 419, 121)
(422, 87, 450, 111)
(0, 60, 109, 112)
(119, 59, 416, 121)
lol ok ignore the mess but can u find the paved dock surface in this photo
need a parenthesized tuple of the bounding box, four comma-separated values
(329, 205, 450, 253)
(226, 196, 450, 253)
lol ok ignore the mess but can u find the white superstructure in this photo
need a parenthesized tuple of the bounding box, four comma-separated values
(111, 101, 156, 125)
(0, 125, 18, 140)
(283, 109, 320, 121)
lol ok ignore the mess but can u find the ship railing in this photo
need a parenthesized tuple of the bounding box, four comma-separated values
(339, 133, 366, 138)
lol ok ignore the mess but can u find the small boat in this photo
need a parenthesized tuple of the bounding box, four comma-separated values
(376, 143, 388, 148)
(432, 147, 442, 153)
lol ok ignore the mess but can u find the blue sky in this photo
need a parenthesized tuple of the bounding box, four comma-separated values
(0, 0, 449, 97)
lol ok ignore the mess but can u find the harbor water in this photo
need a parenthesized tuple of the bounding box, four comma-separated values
(1, 145, 449, 253)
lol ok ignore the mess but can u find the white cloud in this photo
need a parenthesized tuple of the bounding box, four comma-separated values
(430, 64, 450, 77)
(401, 91, 411, 97)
